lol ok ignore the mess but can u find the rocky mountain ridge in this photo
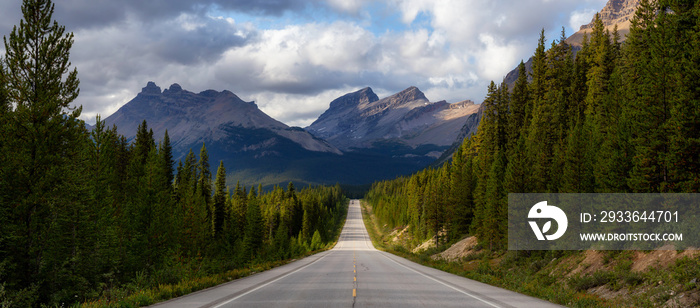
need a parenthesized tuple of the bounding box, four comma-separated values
(306, 86, 479, 154)
(580, 0, 640, 30)
(566, 0, 640, 46)
(104, 81, 341, 159)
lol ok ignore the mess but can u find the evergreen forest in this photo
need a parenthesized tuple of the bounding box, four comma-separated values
(0, 1, 347, 306)
(366, 0, 700, 250)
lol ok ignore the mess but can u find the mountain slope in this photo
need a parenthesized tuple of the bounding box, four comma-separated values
(105, 82, 340, 158)
(306, 86, 479, 158)
(102, 82, 438, 187)
(433, 104, 483, 166)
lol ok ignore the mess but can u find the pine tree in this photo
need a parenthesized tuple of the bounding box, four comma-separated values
(448, 140, 475, 238)
(406, 172, 423, 238)
(584, 14, 612, 120)
(543, 31, 574, 193)
(133, 120, 154, 168)
(197, 143, 212, 233)
(571, 33, 591, 122)
(480, 151, 507, 250)
(625, 0, 675, 192)
(526, 87, 556, 192)
(524, 28, 557, 192)
(548, 27, 574, 142)
(508, 61, 530, 145)
(0, 62, 9, 289)
(560, 119, 595, 193)
(0, 0, 83, 302)
(530, 29, 548, 105)
(231, 181, 247, 239)
(244, 189, 263, 260)
(85, 116, 122, 276)
(213, 161, 227, 237)
(161, 129, 174, 187)
(287, 182, 303, 237)
(143, 142, 171, 267)
(0, 61, 8, 114)
(664, 0, 700, 192)
(504, 134, 529, 193)
(176, 149, 204, 256)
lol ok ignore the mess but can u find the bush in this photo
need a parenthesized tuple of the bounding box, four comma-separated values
(310, 230, 323, 251)
(568, 271, 613, 291)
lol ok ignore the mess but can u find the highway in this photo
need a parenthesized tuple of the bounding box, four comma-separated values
(151, 200, 561, 308)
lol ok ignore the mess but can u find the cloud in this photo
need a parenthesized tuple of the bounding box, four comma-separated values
(251, 88, 364, 127)
(67, 11, 253, 121)
(570, 8, 598, 31)
(210, 21, 383, 95)
(52, 0, 309, 30)
(0, 0, 610, 127)
(476, 33, 523, 81)
(325, 0, 373, 15)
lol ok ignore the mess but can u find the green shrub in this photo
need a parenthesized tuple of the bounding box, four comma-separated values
(568, 271, 613, 291)
(310, 230, 323, 251)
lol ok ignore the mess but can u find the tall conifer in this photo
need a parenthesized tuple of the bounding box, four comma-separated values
(0, 0, 83, 301)
(213, 161, 227, 237)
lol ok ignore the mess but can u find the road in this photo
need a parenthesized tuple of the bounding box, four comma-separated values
(151, 200, 561, 308)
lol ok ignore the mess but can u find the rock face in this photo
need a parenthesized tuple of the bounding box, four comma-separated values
(433, 104, 483, 165)
(580, 0, 640, 30)
(105, 82, 340, 159)
(306, 86, 479, 157)
(566, 0, 640, 46)
(306, 87, 379, 142)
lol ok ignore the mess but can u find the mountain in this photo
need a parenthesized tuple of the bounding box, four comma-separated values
(566, 0, 640, 47)
(102, 82, 440, 187)
(306, 86, 479, 159)
(105, 82, 340, 158)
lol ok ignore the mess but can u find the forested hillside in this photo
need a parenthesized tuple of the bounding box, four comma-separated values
(0, 1, 347, 306)
(366, 0, 700, 249)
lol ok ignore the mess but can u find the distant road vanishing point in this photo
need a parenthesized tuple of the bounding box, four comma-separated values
(150, 200, 562, 308)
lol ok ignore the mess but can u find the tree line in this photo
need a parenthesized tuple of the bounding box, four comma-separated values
(366, 0, 699, 250)
(0, 0, 347, 306)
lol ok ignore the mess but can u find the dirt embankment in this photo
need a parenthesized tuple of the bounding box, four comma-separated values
(431, 236, 478, 262)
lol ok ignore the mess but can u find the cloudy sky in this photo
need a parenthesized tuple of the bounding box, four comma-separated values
(0, 0, 606, 127)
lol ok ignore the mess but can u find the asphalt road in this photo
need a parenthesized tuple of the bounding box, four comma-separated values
(151, 200, 562, 308)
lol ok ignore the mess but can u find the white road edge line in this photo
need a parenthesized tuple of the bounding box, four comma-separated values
(211, 251, 333, 308)
(380, 252, 502, 308)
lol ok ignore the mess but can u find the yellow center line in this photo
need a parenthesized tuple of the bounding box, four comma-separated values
(353, 288, 356, 297)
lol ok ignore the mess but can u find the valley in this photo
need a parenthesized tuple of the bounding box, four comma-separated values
(102, 82, 479, 188)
